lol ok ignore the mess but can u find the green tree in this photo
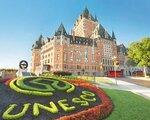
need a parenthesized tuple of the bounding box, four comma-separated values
(126, 59, 137, 67)
(128, 38, 150, 76)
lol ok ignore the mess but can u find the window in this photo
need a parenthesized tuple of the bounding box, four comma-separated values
(77, 65, 81, 69)
(57, 54, 59, 60)
(92, 47, 95, 63)
(70, 51, 73, 61)
(85, 48, 88, 62)
(64, 53, 67, 62)
(48, 59, 50, 63)
(76, 51, 81, 62)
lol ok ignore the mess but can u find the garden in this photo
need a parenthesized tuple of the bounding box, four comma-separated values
(0, 72, 150, 120)
(0, 76, 113, 120)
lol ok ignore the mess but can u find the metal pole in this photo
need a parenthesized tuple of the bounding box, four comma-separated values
(115, 67, 117, 85)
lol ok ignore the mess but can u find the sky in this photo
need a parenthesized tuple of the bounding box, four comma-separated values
(0, 0, 150, 69)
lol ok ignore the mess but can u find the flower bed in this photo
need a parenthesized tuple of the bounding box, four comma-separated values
(9, 77, 75, 96)
(1, 77, 113, 120)
(59, 79, 113, 120)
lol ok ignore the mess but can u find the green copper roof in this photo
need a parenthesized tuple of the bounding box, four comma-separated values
(98, 24, 105, 38)
(117, 44, 127, 54)
(98, 25, 113, 40)
(83, 7, 89, 16)
(32, 35, 43, 49)
(112, 31, 116, 39)
(81, 7, 98, 22)
(95, 15, 98, 22)
(55, 23, 67, 36)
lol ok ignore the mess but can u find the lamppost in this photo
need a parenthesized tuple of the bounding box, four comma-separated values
(100, 62, 103, 77)
(112, 56, 118, 85)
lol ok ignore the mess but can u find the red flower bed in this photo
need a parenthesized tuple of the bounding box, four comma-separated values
(58, 79, 113, 120)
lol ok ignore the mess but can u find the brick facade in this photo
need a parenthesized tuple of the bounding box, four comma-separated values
(31, 8, 125, 76)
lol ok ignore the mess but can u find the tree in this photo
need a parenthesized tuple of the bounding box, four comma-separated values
(126, 58, 137, 67)
(128, 38, 150, 76)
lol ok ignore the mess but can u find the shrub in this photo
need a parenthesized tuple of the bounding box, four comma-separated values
(58, 99, 75, 112)
(61, 79, 113, 120)
(33, 102, 58, 116)
(53, 71, 72, 76)
(2, 103, 30, 119)
(9, 79, 53, 96)
(9, 77, 75, 96)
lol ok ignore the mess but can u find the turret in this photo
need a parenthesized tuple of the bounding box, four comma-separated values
(95, 15, 98, 22)
(55, 23, 67, 36)
(112, 31, 116, 40)
(32, 34, 43, 49)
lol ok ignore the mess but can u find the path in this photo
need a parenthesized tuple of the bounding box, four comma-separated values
(94, 77, 150, 100)
(120, 77, 150, 88)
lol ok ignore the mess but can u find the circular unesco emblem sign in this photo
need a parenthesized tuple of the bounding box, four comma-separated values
(19, 60, 28, 70)
(1, 77, 113, 120)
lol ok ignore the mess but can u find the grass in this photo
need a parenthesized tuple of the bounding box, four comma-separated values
(54, 75, 150, 119)
(103, 88, 150, 120)
(17, 74, 150, 119)
(77, 76, 113, 84)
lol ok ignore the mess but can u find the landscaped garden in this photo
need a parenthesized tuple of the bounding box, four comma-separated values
(0, 76, 113, 120)
(0, 74, 150, 120)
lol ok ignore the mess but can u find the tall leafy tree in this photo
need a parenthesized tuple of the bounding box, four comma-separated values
(126, 59, 137, 67)
(128, 38, 150, 76)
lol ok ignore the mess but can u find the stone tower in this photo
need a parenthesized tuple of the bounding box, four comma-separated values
(31, 35, 44, 73)
(73, 7, 98, 38)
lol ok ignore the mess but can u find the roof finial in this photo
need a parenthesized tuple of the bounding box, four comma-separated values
(112, 31, 116, 40)
(83, 6, 89, 15)
(38, 34, 43, 41)
(95, 15, 98, 21)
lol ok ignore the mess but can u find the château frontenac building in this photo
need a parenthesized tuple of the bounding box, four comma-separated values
(31, 8, 126, 76)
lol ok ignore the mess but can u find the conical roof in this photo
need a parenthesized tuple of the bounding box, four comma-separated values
(32, 35, 43, 49)
(55, 23, 67, 36)
(112, 31, 116, 40)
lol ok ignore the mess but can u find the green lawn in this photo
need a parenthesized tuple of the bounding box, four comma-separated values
(77, 76, 113, 84)
(31, 74, 150, 119)
(103, 88, 150, 120)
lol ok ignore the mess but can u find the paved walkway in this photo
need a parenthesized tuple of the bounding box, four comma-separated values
(94, 77, 150, 100)
(127, 76, 150, 81)
(119, 77, 150, 88)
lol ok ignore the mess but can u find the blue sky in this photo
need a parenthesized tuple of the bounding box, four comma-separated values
(0, 0, 149, 69)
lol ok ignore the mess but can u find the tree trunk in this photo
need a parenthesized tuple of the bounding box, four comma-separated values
(143, 66, 147, 77)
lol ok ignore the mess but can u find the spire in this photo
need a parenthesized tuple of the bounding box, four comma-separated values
(38, 34, 43, 41)
(84, 6, 89, 14)
(32, 35, 43, 49)
(82, 6, 89, 18)
(55, 23, 67, 36)
(112, 31, 116, 40)
(81, 7, 97, 22)
(95, 15, 98, 21)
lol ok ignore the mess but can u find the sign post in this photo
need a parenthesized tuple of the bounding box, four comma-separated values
(19, 60, 28, 70)
(17, 60, 28, 77)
